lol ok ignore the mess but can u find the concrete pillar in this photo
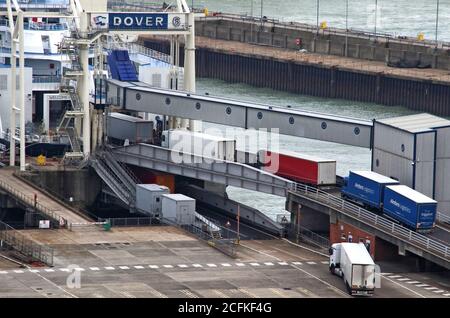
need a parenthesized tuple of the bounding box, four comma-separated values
(79, 45, 90, 156)
(326, 40, 331, 54)
(311, 38, 317, 53)
(370, 45, 376, 60)
(284, 35, 288, 49)
(355, 44, 360, 58)
(184, 12, 196, 131)
(432, 54, 438, 69)
(385, 48, 391, 63)
(401, 50, 406, 61)
(241, 29, 246, 42)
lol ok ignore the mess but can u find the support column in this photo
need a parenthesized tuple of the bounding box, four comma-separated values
(9, 30, 16, 167)
(18, 12, 25, 171)
(79, 45, 90, 156)
(184, 12, 196, 131)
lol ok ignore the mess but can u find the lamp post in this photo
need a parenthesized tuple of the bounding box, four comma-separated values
(316, 0, 320, 34)
(374, 0, 378, 36)
(345, 0, 349, 56)
(435, 0, 440, 45)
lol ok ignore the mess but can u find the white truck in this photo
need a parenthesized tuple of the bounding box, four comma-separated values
(161, 129, 236, 161)
(329, 242, 376, 296)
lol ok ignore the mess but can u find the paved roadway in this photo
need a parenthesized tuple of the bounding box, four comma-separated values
(0, 226, 448, 298)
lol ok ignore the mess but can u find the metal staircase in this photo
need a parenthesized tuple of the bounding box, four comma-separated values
(57, 35, 85, 160)
(90, 148, 139, 208)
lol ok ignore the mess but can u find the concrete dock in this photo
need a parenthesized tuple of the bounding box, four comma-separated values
(0, 168, 91, 225)
(0, 226, 449, 298)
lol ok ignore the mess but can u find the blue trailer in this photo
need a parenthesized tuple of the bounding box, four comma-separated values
(342, 171, 399, 209)
(383, 185, 437, 231)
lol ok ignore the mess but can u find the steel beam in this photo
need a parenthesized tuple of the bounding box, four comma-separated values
(112, 144, 295, 197)
(107, 80, 373, 148)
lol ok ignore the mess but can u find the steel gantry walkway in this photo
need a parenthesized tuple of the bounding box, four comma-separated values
(106, 79, 373, 148)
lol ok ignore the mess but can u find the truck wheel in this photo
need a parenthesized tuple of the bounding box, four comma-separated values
(329, 264, 335, 275)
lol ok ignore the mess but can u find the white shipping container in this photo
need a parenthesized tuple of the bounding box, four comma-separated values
(162, 130, 236, 161)
(136, 184, 169, 216)
(161, 194, 196, 225)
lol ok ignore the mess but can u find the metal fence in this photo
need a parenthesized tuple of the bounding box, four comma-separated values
(98, 217, 156, 227)
(0, 220, 54, 266)
(286, 223, 330, 250)
(0, 178, 68, 229)
(293, 183, 450, 260)
(436, 212, 450, 226)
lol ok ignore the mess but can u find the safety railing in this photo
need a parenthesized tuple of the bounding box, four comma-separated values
(202, 12, 450, 49)
(293, 183, 450, 260)
(0, 220, 54, 266)
(286, 223, 330, 249)
(0, 178, 68, 229)
(436, 212, 450, 225)
(105, 41, 172, 64)
(32, 75, 61, 83)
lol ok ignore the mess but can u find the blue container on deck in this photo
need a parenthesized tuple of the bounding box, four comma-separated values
(383, 185, 437, 231)
(342, 171, 399, 209)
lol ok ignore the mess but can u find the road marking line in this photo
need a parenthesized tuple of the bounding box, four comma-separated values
(29, 269, 40, 273)
(433, 290, 445, 293)
(44, 269, 55, 273)
(443, 293, 450, 296)
(221, 263, 231, 267)
(306, 261, 317, 265)
(235, 263, 245, 267)
(381, 273, 392, 276)
(149, 265, 159, 269)
(278, 262, 288, 266)
(177, 264, 188, 268)
(321, 261, 329, 264)
(104, 267, 115, 270)
(425, 287, 438, 290)
(415, 284, 429, 287)
(13, 270, 24, 274)
(406, 281, 420, 284)
(134, 266, 144, 269)
(388, 275, 402, 279)
(163, 265, 173, 269)
(381, 276, 426, 298)
(264, 262, 275, 266)
(292, 262, 302, 265)
(206, 264, 217, 267)
(119, 266, 129, 270)
(59, 268, 70, 272)
(398, 278, 410, 281)
(250, 263, 260, 266)
(213, 290, 230, 298)
(75, 268, 85, 272)
(0, 271, 8, 274)
(192, 264, 203, 268)
(89, 267, 100, 271)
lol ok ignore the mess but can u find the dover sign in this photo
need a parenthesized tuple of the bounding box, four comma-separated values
(91, 13, 186, 31)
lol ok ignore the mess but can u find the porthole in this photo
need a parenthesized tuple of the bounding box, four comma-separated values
(401, 144, 405, 152)
(289, 117, 295, 125)
(376, 159, 380, 167)
(257, 112, 263, 119)
(195, 102, 201, 110)
(226, 107, 232, 115)
(165, 97, 171, 105)
(354, 127, 360, 135)
(136, 93, 141, 101)
(321, 122, 327, 130)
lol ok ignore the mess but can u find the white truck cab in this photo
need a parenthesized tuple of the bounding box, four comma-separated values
(329, 242, 376, 296)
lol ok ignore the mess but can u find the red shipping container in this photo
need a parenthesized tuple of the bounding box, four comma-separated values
(260, 150, 336, 185)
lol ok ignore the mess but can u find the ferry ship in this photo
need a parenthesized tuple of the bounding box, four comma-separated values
(0, 0, 183, 159)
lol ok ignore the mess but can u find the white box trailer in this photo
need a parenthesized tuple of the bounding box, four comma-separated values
(329, 243, 376, 296)
(135, 184, 169, 216)
(161, 130, 236, 161)
(161, 193, 196, 225)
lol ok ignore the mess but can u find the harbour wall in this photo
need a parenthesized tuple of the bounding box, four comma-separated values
(143, 39, 450, 117)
